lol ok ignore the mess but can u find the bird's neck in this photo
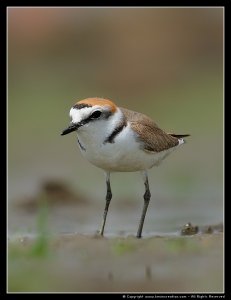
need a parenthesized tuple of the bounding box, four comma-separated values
(77, 108, 125, 147)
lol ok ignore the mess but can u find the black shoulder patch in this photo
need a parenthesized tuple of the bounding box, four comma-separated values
(104, 120, 127, 144)
(77, 139, 86, 151)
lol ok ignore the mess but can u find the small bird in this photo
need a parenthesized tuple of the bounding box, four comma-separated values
(61, 97, 189, 238)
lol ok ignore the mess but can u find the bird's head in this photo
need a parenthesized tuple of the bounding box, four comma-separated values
(61, 97, 118, 136)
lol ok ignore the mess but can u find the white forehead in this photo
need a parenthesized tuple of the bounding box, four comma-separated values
(69, 106, 101, 123)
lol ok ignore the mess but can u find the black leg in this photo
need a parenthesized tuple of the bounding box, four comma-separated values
(99, 172, 112, 236)
(137, 171, 151, 238)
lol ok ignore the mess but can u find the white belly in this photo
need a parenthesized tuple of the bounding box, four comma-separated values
(76, 125, 179, 172)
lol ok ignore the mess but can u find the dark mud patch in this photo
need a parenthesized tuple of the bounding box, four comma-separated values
(14, 180, 88, 212)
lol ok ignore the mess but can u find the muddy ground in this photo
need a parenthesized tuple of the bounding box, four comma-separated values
(8, 181, 224, 293)
(8, 229, 223, 293)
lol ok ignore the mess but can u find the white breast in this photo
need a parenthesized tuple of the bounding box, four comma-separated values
(76, 114, 180, 172)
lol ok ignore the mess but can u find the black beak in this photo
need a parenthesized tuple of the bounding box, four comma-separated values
(61, 124, 77, 136)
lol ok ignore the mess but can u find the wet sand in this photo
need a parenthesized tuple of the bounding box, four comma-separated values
(8, 230, 223, 293)
(8, 181, 224, 293)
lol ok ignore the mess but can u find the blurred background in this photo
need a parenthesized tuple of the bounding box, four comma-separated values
(8, 7, 223, 236)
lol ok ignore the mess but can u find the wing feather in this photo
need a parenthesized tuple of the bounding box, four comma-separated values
(120, 107, 186, 153)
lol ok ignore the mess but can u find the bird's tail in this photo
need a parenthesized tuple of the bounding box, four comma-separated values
(168, 133, 190, 139)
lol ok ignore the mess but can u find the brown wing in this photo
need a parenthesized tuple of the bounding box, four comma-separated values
(120, 107, 181, 153)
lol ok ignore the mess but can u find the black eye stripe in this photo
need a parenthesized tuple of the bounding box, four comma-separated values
(79, 114, 100, 126)
(78, 110, 112, 126)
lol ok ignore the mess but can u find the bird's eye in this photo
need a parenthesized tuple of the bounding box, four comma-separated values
(90, 110, 102, 119)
